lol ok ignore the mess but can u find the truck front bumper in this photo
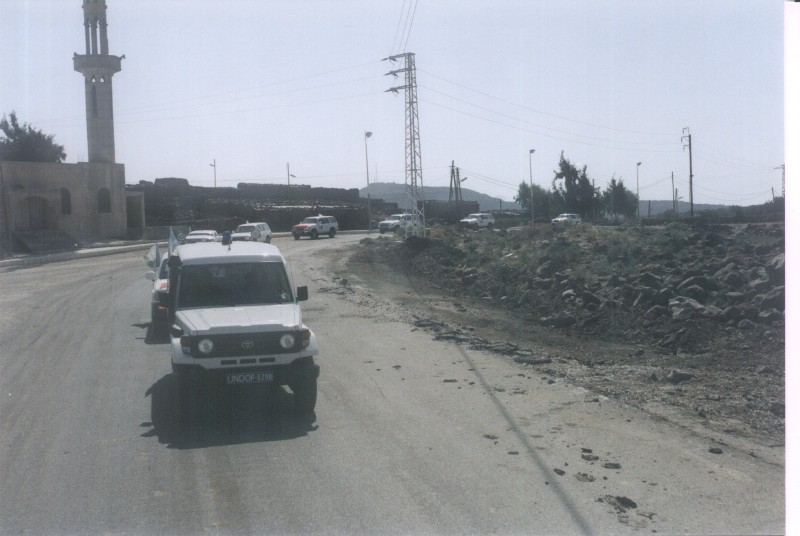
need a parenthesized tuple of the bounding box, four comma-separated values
(173, 356, 319, 389)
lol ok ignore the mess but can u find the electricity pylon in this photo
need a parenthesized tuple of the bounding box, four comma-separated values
(385, 52, 425, 235)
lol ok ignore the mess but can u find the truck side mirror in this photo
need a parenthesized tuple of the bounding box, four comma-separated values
(296, 286, 308, 302)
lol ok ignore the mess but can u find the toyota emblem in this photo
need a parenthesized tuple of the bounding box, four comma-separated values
(241, 340, 254, 350)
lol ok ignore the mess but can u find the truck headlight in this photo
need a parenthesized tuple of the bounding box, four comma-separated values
(279, 333, 295, 349)
(197, 338, 214, 354)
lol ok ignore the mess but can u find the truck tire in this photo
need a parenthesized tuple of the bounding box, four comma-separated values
(292, 377, 317, 415)
(293, 234, 300, 240)
(328, 228, 336, 238)
(151, 305, 167, 338)
(310, 229, 318, 240)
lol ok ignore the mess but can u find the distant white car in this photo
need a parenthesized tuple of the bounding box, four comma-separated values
(551, 213, 582, 225)
(292, 215, 338, 240)
(459, 213, 495, 230)
(232, 222, 272, 243)
(379, 213, 414, 234)
(184, 230, 221, 243)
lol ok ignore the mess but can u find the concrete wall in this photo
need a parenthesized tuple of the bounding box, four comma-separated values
(0, 161, 128, 240)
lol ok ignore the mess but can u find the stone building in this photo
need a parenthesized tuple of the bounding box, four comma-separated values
(0, 0, 144, 254)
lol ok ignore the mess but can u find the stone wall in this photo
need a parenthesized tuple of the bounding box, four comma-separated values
(0, 161, 130, 241)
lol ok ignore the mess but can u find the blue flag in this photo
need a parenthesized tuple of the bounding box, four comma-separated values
(143, 243, 161, 270)
(168, 227, 179, 257)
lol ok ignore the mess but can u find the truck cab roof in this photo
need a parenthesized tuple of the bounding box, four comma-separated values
(174, 241, 285, 266)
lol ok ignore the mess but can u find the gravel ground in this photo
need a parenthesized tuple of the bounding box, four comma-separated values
(322, 222, 785, 447)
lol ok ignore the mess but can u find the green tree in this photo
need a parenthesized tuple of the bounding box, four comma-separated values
(515, 181, 550, 221)
(551, 152, 595, 219)
(0, 111, 66, 163)
(601, 175, 637, 220)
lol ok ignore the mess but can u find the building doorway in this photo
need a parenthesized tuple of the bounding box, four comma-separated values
(14, 196, 57, 231)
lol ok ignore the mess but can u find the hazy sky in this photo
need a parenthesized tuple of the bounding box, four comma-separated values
(1, 0, 786, 205)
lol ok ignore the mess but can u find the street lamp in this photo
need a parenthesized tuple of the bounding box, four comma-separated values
(528, 149, 535, 226)
(365, 131, 373, 232)
(209, 158, 216, 188)
(636, 161, 642, 221)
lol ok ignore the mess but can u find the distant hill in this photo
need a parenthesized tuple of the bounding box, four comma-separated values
(639, 199, 729, 217)
(361, 182, 742, 216)
(362, 182, 520, 212)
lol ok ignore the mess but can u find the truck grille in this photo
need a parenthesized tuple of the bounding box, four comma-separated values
(187, 332, 304, 358)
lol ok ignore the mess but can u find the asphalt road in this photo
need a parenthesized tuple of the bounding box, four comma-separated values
(0, 235, 785, 535)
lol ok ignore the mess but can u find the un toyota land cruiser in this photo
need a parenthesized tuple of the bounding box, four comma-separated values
(291, 215, 338, 240)
(167, 239, 319, 419)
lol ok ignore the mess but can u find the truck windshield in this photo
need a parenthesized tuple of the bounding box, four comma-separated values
(177, 261, 293, 308)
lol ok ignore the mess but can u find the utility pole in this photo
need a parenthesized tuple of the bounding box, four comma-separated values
(682, 128, 694, 217)
(671, 172, 675, 214)
(286, 163, 295, 186)
(636, 162, 642, 221)
(448, 161, 464, 220)
(528, 149, 535, 226)
(209, 158, 217, 188)
(775, 164, 785, 198)
(384, 52, 424, 235)
(365, 131, 372, 232)
(0, 162, 10, 258)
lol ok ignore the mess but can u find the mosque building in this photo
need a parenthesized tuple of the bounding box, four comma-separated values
(0, 0, 145, 253)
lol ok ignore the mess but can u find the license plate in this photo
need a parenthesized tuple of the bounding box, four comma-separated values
(226, 371, 273, 385)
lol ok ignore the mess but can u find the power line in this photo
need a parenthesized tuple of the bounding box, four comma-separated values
(693, 140, 769, 170)
(421, 84, 677, 148)
(400, 0, 420, 52)
(35, 61, 383, 127)
(389, 0, 408, 55)
(458, 167, 519, 191)
(420, 97, 680, 154)
(114, 73, 383, 117)
(419, 68, 678, 137)
(115, 91, 381, 125)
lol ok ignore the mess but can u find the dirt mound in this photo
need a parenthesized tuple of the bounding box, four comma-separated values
(351, 222, 785, 441)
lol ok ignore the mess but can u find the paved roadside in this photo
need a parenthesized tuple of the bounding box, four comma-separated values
(0, 242, 158, 269)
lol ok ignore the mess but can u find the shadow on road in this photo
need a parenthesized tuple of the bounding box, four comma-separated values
(132, 322, 170, 345)
(142, 374, 317, 449)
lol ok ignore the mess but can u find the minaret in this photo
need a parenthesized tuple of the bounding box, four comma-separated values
(73, 0, 122, 164)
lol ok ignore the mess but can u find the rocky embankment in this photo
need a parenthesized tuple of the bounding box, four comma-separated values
(353, 221, 785, 439)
